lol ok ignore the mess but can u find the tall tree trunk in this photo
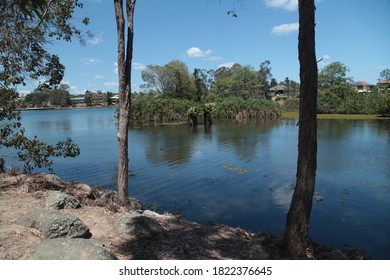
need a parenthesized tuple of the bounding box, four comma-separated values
(114, 0, 136, 206)
(284, 0, 318, 259)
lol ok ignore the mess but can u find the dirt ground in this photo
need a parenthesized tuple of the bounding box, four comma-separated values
(0, 173, 372, 260)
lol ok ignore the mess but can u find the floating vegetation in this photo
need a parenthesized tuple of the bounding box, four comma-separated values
(313, 192, 324, 203)
(339, 199, 350, 205)
(222, 163, 254, 175)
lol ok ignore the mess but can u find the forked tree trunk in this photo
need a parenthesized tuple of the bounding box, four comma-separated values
(283, 0, 318, 259)
(114, 0, 136, 206)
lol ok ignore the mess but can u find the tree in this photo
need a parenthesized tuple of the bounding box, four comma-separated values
(318, 61, 352, 88)
(114, 0, 136, 206)
(141, 60, 196, 99)
(378, 68, 390, 82)
(258, 60, 273, 98)
(49, 84, 71, 107)
(0, 0, 86, 172)
(283, 0, 318, 259)
(84, 90, 93, 106)
(193, 68, 209, 102)
(24, 87, 50, 106)
(105, 91, 113, 105)
(213, 64, 263, 100)
(0, 0, 88, 88)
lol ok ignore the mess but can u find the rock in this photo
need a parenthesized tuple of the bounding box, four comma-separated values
(71, 183, 92, 198)
(31, 239, 117, 260)
(116, 212, 167, 239)
(46, 191, 80, 210)
(93, 188, 142, 210)
(128, 197, 143, 211)
(22, 210, 91, 239)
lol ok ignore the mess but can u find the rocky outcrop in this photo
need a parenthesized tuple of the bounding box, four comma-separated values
(46, 191, 80, 210)
(31, 239, 117, 260)
(116, 212, 167, 239)
(22, 209, 91, 239)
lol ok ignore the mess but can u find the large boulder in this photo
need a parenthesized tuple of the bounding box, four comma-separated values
(22, 210, 91, 239)
(69, 183, 93, 198)
(46, 191, 80, 210)
(116, 212, 167, 239)
(31, 238, 117, 260)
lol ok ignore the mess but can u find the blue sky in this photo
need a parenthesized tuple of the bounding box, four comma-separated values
(20, 0, 390, 95)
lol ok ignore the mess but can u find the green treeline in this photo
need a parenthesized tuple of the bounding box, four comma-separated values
(316, 63, 390, 115)
(132, 60, 283, 123)
(130, 95, 281, 123)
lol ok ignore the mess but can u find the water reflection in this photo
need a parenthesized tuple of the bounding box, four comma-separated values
(140, 125, 198, 167)
(16, 108, 390, 259)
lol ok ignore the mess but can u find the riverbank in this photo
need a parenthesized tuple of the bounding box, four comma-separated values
(282, 111, 390, 120)
(0, 172, 372, 260)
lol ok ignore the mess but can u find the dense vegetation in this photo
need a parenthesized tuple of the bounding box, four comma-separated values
(317, 64, 390, 115)
(129, 95, 280, 124)
(283, 64, 390, 115)
(131, 60, 284, 123)
(0, 0, 86, 172)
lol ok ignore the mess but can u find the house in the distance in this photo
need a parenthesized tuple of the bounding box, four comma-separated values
(351, 80, 375, 92)
(269, 84, 287, 96)
(377, 79, 390, 91)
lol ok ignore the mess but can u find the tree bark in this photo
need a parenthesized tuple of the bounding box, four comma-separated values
(283, 0, 318, 259)
(114, 0, 136, 206)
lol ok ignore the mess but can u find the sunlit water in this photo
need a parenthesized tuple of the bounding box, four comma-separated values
(3, 107, 389, 259)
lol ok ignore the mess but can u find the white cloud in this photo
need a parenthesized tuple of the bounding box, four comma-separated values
(82, 57, 103, 65)
(94, 74, 105, 80)
(186, 47, 212, 58)
(218, 62, 235, 69)
(318, 54, 331, 68)
(104, 82, 118, 89)
(271, 22, 299, 35)
(88, 33, 103, 45)
(264, 0, 298, 11)
(114, 62, 118, 74)
(133, 62, 146, 70)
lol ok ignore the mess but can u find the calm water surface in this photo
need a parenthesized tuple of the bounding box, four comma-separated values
(10, 107, 390, 259)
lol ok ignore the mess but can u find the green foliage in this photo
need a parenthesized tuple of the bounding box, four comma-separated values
(0, 0, 85, 172)
(187, 106, 201, 117)
(213, 64, 264, 100)
(84, 91, 93, 106)
(0, 0, 89, 88)
(1, 90, 80, 172)
(214, 97, 281, 120)
(141, 60, 196, 100)
(318, 62, 352, 89)
(5, 134, 80, 173)
(317, 86, 390, 115)
(130, 95, 197, 123)
(23, 84, 71, 107)
(378, 68, 390, 82)
(24, 88, 50, 106)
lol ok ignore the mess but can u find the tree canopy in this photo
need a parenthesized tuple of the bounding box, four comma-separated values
(318, 61, 352, 88)
(0, 0, 86, 172)
(0, 0, 89, 88)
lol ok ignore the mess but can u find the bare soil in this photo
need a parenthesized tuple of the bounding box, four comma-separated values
(0, 173, 372, 260)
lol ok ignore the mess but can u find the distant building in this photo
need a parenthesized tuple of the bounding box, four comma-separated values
(351, 80, 375, 93)
(70, 97, 85, 105)
(269, 84, 287, 96)
(377, 79, 390, 91)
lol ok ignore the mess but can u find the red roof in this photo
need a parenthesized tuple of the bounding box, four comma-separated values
(352, 80, 373, 86)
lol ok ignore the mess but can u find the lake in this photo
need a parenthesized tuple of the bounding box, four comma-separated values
(6, 107, 390, 259)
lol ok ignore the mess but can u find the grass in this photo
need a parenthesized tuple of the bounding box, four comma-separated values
(282, 112, 389, 120)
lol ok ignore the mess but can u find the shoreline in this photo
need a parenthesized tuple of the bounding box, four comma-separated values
(0, 172, 373, 260)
